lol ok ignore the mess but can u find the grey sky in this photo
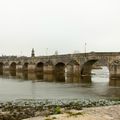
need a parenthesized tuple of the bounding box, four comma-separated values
(0, 0, 120, 56)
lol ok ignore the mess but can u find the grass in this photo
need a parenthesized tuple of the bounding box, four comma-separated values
(45, 117, 56, 120)
(66, 111, 84, 117)
(54, 106, 61, 114)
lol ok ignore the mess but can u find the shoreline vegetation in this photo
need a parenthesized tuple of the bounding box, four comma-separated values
(0, 98, 120, 120)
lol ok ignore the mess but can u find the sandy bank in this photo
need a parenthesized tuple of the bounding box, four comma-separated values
(24, 105, 120, 120)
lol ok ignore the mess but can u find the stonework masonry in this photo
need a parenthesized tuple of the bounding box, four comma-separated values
(0, 52, 120, 78)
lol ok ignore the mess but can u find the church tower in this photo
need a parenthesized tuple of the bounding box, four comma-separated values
(31, 48, 35, 57)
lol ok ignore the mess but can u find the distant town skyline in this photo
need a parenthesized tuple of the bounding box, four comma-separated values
(0, 0, 120, 56)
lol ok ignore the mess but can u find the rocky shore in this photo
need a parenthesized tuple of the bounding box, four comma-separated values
(0, 98, 120, 120)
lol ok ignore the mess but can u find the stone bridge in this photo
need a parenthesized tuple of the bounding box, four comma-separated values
(0, 52, 120, 78)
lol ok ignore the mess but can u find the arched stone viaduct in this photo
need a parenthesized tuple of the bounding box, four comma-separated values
(0, 52, 120, 78)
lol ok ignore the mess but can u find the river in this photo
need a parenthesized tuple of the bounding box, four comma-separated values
(0, 67, 120, 101)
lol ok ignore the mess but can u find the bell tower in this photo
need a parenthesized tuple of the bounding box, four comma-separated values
(31, 48, 35, 57)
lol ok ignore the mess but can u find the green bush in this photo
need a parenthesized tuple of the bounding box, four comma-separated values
(54, 106, 61, 114)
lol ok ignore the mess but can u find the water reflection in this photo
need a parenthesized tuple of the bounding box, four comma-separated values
(0, 70, 3, 75)
(10, 71, 16, 76)
(80, 76, 92, 83)
(22, 72, 28, 80)
(54, 73, 65, 82)
(14, 72, 91, 84)
(0, 69, 119, 87)
(105, 87, 120, 97)
(109, 78, 120, 87)
(0, 69, 120, 101)
(66, 75, 80, 83)
(44, 74, 55, 82)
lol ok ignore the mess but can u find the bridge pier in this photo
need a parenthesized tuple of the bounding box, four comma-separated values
(44, 74, 54, 82)
(28, 64, 36, 73)
(44, 61, 54, 74)
(67, 64, 80, 76)
(109, 60, 120, 78)
(44, 65, 54, 74)
(16, 64, 23, 72)
(73, 65, 80, 76)
(3, 64, 9, 71)
(66, 65, 73, 75)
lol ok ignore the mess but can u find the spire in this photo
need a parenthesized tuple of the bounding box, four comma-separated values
(31, 48, 35, 57)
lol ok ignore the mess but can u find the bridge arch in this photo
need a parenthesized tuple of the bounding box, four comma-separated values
(81, 59, 98, 76)
(10, 62, 16, 71)
(55, 62, 66, 74)
(35, 62, 44, 73)
(23, 62, 29, 71)
(54, 62, 66, 82)
(0, 62, 3, 71)
(81, 59, 109, 76)
(0, 62, 4, 74)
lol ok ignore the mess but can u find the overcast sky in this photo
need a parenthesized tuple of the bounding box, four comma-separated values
(0, 0, 120, 56)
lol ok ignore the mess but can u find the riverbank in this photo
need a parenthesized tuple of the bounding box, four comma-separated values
(0, 98, 120, 120)
(25, 105, 120, 120)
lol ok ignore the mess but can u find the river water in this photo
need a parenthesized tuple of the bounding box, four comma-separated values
(0, 67, 120, 101)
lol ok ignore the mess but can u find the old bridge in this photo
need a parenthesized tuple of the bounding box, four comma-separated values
(0, 52, 120, 78)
